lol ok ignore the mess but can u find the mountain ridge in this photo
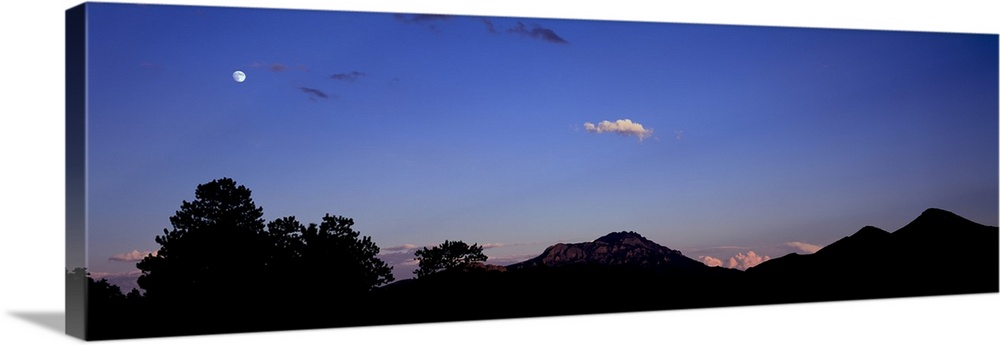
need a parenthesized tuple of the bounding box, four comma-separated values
(372, 207, 998, 329)
(745, 207, 998, 300)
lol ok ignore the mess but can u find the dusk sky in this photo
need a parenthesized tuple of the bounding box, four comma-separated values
(82, 3, 998, 284)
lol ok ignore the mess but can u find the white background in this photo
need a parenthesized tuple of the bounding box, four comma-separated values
(1, 1, 998, 344)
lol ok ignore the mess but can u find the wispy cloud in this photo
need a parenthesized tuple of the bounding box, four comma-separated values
(486, 253, 538, 266)
(247, 62, 302, 72)
(379, 251, 422, 281)
(394, 13, 452, 23)
(109, 250, 157, 262)
(383, 244, 419, 252)
(378, 244, 423, 269)
(378, 251, 420, 264)
(395, 15, 567, 44)
(481, 242, 542, 250)
(584, 119, 654, 141)
(784, 241, 823, 254)
(384, 242, 513, 252)
(89, 270, 144, 293)
(507, 21, 569, 44)
(330, 71, 367, 82)
(726, 251, 770, 270)
(482, 18, 498, 33)
(380, 242, 539, 276)
(299, 87, 330, 99)
(394, 13, 452, 32)
(699, 255, 724, 267)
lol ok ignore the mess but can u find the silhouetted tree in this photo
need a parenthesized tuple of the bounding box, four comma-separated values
(67, 268, 139, 339)
(413, 240, 488, 278)
(66, 267, 128, 303)
(66, 267, 88, 294)
(136, 177, 270, 309)
(262, 215, 306, 293)
(135, 177, 394, 326)
(266, 216, 305, 261)
(264, 214, 394, 302)
(300, 214, 394, 294)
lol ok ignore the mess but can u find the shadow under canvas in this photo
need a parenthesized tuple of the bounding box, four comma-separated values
(9, 312, 65, 335)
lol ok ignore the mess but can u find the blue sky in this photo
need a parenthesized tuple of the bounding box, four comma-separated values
(82, 3, 997, 283)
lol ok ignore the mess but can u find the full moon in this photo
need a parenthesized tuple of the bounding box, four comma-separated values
(232, 70, 246, 83)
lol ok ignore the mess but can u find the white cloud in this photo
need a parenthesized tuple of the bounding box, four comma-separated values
(583, 119, 654, 141)
(486, 253, 539, 266)
(726, 251, 770, 270)
(698, 255, 723, 267)
(383, 244, 418, 252)
(108, 250, 157, 262)
(377, 251, 418, 264)
(785, 241, 823, 254)
(89, 270, 142, 280)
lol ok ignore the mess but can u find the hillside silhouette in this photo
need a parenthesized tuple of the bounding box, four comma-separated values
(745, 208, 999, 302)
(373, 208, 998, 324)
(70, 178, 999, 340)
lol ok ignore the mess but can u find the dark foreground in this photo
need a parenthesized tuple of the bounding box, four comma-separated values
(81, 208, 998, 340)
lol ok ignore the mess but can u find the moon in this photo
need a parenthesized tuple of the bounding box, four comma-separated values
(232, 70, 246, 83)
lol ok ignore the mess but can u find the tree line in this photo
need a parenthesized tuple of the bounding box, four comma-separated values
(71, 177, 488, 339)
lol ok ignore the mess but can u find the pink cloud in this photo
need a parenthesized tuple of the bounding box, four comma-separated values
(698, 255, 723, 267)
(383, 244, 419, 252)
(108, 250, 157, 262)
(785, 241, 823, 254)
(726, 251, 770, 270)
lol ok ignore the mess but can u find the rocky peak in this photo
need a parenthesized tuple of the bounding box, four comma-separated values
(595, 231, 644, 243)
(508, 231, 699, 270)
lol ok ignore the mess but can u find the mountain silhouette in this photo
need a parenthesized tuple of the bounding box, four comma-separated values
(81, 206, 998, 339)
(376, 231, 745, 324)
(507, 231, 705, 270)
(378, 208, 996, 323)
(746, 208, 998, 302)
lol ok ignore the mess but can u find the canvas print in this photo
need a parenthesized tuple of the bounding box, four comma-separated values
(65, 2, 999, 340)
